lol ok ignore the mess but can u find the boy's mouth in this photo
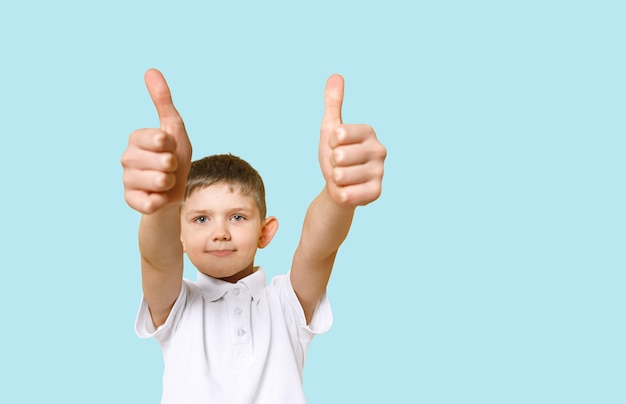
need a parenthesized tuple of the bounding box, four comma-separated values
(208, 249, 235, 257)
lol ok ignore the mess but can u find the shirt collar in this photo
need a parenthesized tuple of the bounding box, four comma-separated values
(196, 267, 266, 302)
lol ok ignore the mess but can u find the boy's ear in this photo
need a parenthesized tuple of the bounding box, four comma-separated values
(258, 216, 278, 248)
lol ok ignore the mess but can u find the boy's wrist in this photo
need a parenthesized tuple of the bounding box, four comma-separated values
(141, 202, 181, 222)
(320, 185, 357, 214)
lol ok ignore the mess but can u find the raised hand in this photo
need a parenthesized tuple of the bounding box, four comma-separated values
(121, 69, 193, 214)
(319, 75, 386, 207)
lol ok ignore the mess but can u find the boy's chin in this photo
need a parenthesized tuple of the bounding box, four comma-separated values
(199, 266, 254, 283)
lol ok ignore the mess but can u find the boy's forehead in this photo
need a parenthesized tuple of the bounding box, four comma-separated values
(207, 180, 242, 192)
(183, 182, 258, 210)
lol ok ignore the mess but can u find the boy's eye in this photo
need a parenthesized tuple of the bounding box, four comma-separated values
(194, 216, 208, 223)
(231, 214, 245, 221)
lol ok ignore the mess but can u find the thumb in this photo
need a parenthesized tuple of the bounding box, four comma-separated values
(144, 68, 185, 133)
(321, 74, 344, 131)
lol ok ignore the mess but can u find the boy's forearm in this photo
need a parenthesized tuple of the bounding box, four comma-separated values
(138, 204, 184, 271)
(298, 186, 355, 262)
(137, 203, 184, 327)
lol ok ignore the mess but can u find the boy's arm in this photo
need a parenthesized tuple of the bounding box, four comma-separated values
(291, 75, 387, 323)
(121, 69, 192, 327)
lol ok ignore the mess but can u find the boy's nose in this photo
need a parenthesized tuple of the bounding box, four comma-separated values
(211, 223, 231, 241)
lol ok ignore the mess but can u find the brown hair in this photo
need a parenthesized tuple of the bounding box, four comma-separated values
(184, 154, 267, 220)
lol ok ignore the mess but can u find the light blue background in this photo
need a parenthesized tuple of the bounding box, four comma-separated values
(1, 1, 624, 403)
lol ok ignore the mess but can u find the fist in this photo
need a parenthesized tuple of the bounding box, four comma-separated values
(121, 69, 192, 214)
(319, 75, 387, 207)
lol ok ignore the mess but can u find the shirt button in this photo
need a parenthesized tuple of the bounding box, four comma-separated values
(232, 288, 240, 296)
(237, 329, 246, 337)
(234, 308, 243, 315)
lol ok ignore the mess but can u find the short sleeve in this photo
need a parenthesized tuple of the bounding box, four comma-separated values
(276, 273, 333, 340)
(135, 282, 187, 339)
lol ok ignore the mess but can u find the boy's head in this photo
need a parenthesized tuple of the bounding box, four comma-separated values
(180, 153, 278, 282)
(184, 154, 267, 220)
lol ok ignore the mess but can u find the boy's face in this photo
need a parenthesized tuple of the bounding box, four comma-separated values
(180, 182, 276, 282)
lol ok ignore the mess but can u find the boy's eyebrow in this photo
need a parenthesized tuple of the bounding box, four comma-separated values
(185, 208, 209, 215)
(184, 207, 255, 216)
(228, 206, 256, 216)
(232, 206, 254, 212)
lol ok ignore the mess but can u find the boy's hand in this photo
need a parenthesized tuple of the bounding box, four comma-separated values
(121, 69, 192, 214)
(319, 75, 386, 207)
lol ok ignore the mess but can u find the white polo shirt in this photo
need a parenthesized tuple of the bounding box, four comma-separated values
(136, 268, 332, 404)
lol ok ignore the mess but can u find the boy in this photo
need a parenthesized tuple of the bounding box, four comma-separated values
(121, 69, 386, 403)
